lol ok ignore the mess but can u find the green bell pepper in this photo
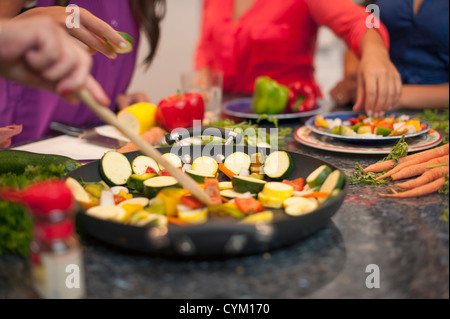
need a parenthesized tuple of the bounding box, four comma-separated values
(252, 76, 289, 115)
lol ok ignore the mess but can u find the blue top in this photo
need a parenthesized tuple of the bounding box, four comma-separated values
(375, 0, 449, 85)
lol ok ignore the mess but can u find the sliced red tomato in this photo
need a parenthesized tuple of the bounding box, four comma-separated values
(235, 197, 264, 214)
(282, 177, 305, 191)
(376, 120, 394, 130)
(349, 118, 361, 125)
(113, 194, 127, 205)
(145, 167, 158, 174)
(180, 195, 203, 209)
(204, 178, 222, 205)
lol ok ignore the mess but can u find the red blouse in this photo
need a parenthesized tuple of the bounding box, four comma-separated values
(194, 0, 389, 94)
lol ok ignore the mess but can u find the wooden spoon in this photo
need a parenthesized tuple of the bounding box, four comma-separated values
(77, 88, 213, 206)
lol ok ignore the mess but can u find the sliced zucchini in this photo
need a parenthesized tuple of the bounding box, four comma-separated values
(86, 206, 126, 221)
(284, 197, 319, 216)
(232, 175, 267, 194)
(317, 170, 345, 204)
(117, 197, 150, 208)
(220, 189, 256, 200)
(238, 211, 274, 224)
(306, 165, 332, 188)
(282, 196, 317, 208)
(257, 192, 283, 209)
(224, 152, 251, 175)
(192, 156, 219, 175)
(134, 213, 168, 227)
(158, 153, 182, 171)
(263, 151, 293, 180)
(65, 177, 91, 203)
(218, 181, 233, 190)
(127, 173, 156, 193)
(185, 169, 216, 183)
(143, 176, 180, 198)
(131, 155, 160, 175)
(99, 151, 133, 186)
(261, 182, 294, 201)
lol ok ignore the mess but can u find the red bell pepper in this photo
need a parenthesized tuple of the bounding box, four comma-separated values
(204, 178, 222, 205)
(287, 81, 317, 113)
(235, 197, 264, 215)
(155, 91, 205, 132)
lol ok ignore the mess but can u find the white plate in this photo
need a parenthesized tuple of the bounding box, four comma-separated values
(294, 126, 443, 155)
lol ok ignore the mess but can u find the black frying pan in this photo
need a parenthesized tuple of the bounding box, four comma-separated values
(67, 128, 347, 259)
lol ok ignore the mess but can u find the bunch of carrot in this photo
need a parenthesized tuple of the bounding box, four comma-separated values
(362, 144, 449, 198)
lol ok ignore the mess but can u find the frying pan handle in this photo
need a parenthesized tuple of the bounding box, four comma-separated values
(164, 126, 243, 146)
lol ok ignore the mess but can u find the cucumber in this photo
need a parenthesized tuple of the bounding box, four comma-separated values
(224, 152, 251, 175)
(0, 150, 80, 174)
(131, 155, 160, 175)
(185, 169, 216, 183)
(231, 175, 267, 194)
(142, 176, 179, 198)
(99, 151, 133, 186)
(127, 173, 156, 193)
(317, 170, 345, 204)
(263, 151, 293, 180)
(306, 165, 332, 188)
(220, 189, 256, 200)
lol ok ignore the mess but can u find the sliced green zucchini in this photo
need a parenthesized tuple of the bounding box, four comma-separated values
(305, 164, 332, 188)
(317, 170, 345, 204)
(86, 205, 126, 221)
(127, 173, 156, 193)
(192, 156, 218, 175)
(224, 152, 251, 175)
(284, 197, 319, 216)
(220, 189, 256, 200)
(106, 31, 134, 54)
(143, 176, 180, 198)
(185, 169, 216, 183)
(231, 175, 267, 193)
(99, 151, 133, 186)
(263, 151, 293, 180)
(131, 155, 160, 174)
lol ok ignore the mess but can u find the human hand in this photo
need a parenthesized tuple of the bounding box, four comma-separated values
(116, 92, 151, 111)
(330, 74, 357, 106)
(353, 49, 402, 117)
(0, 17, 110, 106)
(15, 6, 129, 59)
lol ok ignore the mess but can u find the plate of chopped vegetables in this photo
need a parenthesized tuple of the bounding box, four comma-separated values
(306, 111, 431, 145)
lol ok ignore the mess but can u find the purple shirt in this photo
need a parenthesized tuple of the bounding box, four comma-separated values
(0, 0, 140, 145)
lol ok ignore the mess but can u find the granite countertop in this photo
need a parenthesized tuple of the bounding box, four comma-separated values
(1, 113, 449, 300)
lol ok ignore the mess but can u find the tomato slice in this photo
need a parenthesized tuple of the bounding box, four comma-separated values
(235, 197, 264, 214)
(204, 178, 222, 205)
(180, 195, 203, 209)
(145, 167, 158, 174)
(282, 177, 305, 191)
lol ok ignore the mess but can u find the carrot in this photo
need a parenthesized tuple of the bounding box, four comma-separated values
(116, 126, 165, 153)
(375, 152, 449, 181)
(218, 163, 236, 178)
(390, 155, 449, 181)
(378, 176, 446, 198)
(396, 166, 449, 190)
(301, 192, 329, 198)
(363, 143, 449, 173)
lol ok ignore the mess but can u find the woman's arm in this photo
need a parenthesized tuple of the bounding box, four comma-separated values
(306, 0, 402, 117)
(396, 84, 449, 109)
